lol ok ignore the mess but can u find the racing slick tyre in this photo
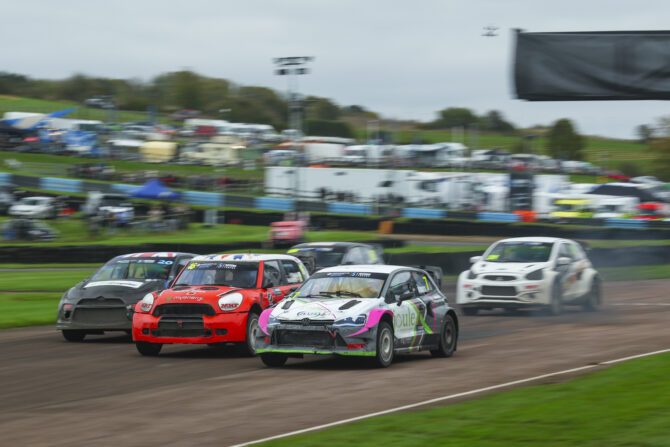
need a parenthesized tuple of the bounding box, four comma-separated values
(431, 313, 457, 358)
(238, 312, 260, 357)
(136, 341, 162, 356)
(582, 278, 602, 312)
(61, 330, 86, 342)
(462, 307, 478, 316)
(260, 353, 288, 367)
(548, 281, 563, 316)
(374, 321, 395, 368)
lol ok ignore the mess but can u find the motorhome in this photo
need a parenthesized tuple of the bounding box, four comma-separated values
(140, 141, 178, 163)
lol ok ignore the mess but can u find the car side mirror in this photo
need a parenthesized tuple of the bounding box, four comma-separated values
(556, 256, 571, 266)
(469, 256, 482, 264)
(288, 286, 299, 293)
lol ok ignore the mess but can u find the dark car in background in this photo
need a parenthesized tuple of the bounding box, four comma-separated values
(56, 252, 196, 341)
(287, 241, 384, 274)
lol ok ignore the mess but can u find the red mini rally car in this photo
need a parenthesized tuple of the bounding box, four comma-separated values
(132, 253, 309, 356)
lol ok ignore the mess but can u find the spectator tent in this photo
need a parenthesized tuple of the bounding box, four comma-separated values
(128, 179, 180, 200)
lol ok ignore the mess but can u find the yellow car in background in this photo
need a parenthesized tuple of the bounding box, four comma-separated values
(550, 198, 595, 220)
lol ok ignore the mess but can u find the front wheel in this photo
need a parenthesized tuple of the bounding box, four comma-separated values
(136, 341, 162, 356)
(260, 353, 288, 367)
(431, 314, 457, 358)
(62, 330, 86, 342)
(374, 321, 394, 368)
(548, 281, 563, 316)
(238, 312, 260, 356)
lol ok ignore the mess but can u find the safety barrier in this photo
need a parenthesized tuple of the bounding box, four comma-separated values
(40, 177, 83, 193)
(604, 218, 649, 229)
(182, 191, 223, 207)
(254, 197, 295, 212)
(112, 183, 138, 194)
(477, 212, 521, 222)
(402, 208, 447, 219)
(327, 202, 372, 215)
(0, 172, 11, 184)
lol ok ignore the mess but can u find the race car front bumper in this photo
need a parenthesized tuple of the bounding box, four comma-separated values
(458, 278, 550, 308)
(56, 300, 134, 331)
(132, 311, 248, 344)
(255, 323, 377, 357)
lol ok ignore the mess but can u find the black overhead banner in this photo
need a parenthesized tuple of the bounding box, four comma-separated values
(514, 30, 670, 101)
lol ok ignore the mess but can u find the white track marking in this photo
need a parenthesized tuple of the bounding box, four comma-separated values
(611, 303, 670, 306)
(230, 348, 670, 447)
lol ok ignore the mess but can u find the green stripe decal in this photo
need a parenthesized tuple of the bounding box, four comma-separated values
(409, 301, 433, 335)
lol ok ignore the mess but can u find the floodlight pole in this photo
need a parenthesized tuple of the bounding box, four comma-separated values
(273, 56, 314, 138)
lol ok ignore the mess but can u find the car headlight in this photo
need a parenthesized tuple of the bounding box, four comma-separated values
(218, 292, 243, 311)
(139, 293, 155, 312)
(467, 269, 478, 280)
(525, 269, 544, 281)
(334, 314, 367, 327)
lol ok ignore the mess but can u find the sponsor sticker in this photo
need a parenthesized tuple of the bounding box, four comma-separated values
(84, 280, 144, 289)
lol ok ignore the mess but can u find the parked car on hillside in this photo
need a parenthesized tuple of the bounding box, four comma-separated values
(2, 219, 58, 241)
(8, 196, 57, 219)
(456, 237, 601, 315)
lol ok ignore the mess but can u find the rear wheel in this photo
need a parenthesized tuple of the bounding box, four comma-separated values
(548, 281, 563, 316)
(136, 341, 162, 356)
(582, 278, 601, 311)
(431, 313, 457, 358)
(374, 321, 394, 368)
(61, 330, 86, 342)
(238, 312, 260, 356)
(260, 353, 288, 367)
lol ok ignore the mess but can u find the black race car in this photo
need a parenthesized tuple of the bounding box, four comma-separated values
(287, 242, 384, 273)
(288, 241, 444, 289)
(57, 252, 196, 341)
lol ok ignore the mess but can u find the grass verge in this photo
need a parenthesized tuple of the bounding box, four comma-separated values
(0, 293, 62, 328)
(262, 353, 670, 447)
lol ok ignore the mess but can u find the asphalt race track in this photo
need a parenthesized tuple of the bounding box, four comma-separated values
(2, 279, 670, 446)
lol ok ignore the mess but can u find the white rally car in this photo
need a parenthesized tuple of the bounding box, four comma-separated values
(255, 265, 459, 368)
(456, 237, 601, 315)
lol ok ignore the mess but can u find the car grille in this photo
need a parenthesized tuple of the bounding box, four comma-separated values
(275, 330, 336, 348)
(153, 303, 216, 317)
(72, 308, 128, 324)
(483, 275, 516, 281)
(152, 316, 211, 338)
(78, 298, 126, 307)
(481, 286, 517, 297)
(278, 319, 335, 326)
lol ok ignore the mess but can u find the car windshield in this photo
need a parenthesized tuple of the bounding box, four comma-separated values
(297, 271, 387, 298)
(174, 261, 258, 288)
(20, 198, 42, 206)
(290, 247, 346, 268)
(484, 242, 553, 263)
(91, 258, 174, 281)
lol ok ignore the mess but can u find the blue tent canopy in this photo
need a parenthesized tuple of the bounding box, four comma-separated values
(128, 179, 179, 200)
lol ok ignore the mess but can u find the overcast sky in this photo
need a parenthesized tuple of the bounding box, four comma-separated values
(3, 0, 670, 138)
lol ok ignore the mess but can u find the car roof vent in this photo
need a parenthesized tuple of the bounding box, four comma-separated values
(199, 286, 220, 291)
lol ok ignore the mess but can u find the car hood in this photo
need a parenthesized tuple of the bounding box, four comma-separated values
(472, 261, 548, 275)
(154, 285, 243, 305)
(271, 297, 377, 322)
(68, 279, 167, 302)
